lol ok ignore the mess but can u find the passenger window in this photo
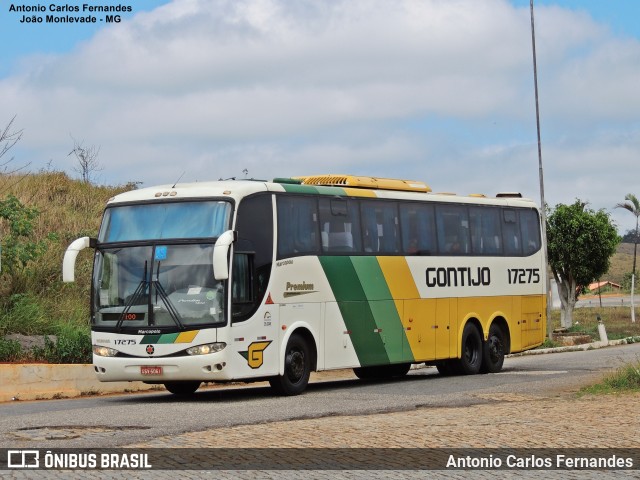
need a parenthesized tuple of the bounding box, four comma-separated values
(436, 205, 470, 255)
(502, 209, 521, 256)
(276, 196, 319, 258)
(400, 204, 436, 255)
(319, 198, 362, 253)
(469, 207, 502, 255)
(520, 209, 541, 255)
(361, 201, 400, 253)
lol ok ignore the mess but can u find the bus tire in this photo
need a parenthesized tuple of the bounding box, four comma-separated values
(456, 323, 483, 375)
(269, 333, 311, 396)
(164, 381, 201, 395)
(481, 323, 506, 373)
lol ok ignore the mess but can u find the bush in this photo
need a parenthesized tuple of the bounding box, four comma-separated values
(0, 294, 52, 335)
(32, 324, 92, 364)
(0, 337, 22, 362)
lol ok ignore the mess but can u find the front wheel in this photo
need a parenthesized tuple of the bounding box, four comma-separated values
(164, 381, 201, 395)
(269, 333, 311, 396)
(481, 324, 506, 373)
(455, 323, 483, 375)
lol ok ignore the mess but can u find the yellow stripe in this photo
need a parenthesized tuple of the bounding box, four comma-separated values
(376, 257, 428, 358)
(175, 330, 199, 343)
(377, 256, 420, 301)
(342, 187, 377, 197)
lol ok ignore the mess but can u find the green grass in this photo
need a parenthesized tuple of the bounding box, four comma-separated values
(549, 307, 640, 340)
(579, 361, 640, 395)
(0, 337, 22, 362)
(536, 338, 562, 349)
(606, 242, 638, 288)
(0, 171, 134, 363)
(0, 172, 132, 338)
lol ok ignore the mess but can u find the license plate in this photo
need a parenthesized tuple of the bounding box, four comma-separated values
(141, 366, 163, 376)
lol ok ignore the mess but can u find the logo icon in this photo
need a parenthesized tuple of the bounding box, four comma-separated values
(239, 341, 272, 369)
(146, 345, 155, 355)
(7, 450, 39, 469)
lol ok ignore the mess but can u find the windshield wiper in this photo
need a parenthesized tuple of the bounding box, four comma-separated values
(116, 261, 148, 332)
(152, 261, 185, 330)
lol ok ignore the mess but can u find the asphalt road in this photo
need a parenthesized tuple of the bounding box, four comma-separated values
(575, 295, 634, 308)
(1, 342, 639, 449)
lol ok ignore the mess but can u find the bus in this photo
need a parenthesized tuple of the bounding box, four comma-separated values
(63, 174, 546, 396)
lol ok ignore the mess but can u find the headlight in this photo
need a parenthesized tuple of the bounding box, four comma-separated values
(93, 345, 119, 357)
(186, 342, 226, 356)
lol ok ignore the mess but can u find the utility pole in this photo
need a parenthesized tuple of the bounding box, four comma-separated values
(529, 0, 553, 339)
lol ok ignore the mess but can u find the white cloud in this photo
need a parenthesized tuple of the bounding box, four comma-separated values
(1, 0, 639, 232)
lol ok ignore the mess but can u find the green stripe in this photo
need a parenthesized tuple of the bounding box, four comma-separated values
(157, 333, 179, 344)
(281, 184, 319, 195)
(319, 256, 388, 366)
(350, 257, 413, 363)
(140, 334, 161, 344)
(140, 333, 181, 344)
(281, 184, 347, 196)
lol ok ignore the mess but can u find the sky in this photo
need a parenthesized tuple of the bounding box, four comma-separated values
(0, 0, 639, 234)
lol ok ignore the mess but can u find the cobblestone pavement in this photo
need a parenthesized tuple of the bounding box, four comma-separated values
(130, 392, 639, 449)
(2, 371, 639, 479)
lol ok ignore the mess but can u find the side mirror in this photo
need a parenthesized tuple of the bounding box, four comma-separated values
(213, 230, 236, 280)
(62, 237, 96, 282)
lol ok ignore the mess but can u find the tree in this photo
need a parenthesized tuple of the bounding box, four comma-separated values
(69, 136, 102, 184)
(616, 194, 639, 275)
(615, 193, 639, 322)
(0, 116, 30, 178)
(621, 229, 640, 244)
(547, 200, 619, 328)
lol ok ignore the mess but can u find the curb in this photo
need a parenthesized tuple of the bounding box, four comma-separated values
(507, 337, 637, 357)
(0, 364, 157, 403)
(2, 337, 638, 403)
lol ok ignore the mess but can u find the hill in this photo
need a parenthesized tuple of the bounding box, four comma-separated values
(0, 172, 133, 336)
(606, 242, 637, 287)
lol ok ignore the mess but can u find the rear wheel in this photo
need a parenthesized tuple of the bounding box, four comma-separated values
(164, 381, 201, 395)
(269, 333, 311, 396)
(481, 323, 506, 373)
(455, 323, 483, 375)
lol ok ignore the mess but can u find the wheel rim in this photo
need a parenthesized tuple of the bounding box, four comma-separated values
(464, 337, 479, 365)
(286, 349, 305, 383)
(487, 335, 504, 364)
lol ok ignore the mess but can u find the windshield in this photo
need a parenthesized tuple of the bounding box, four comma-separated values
(93, 244, 225, 330)
(99, 201, 232, 242)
